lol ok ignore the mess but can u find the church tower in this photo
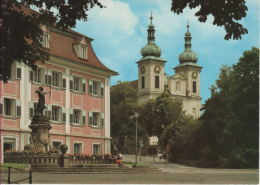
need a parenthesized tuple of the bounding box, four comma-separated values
(172, 22, 202, 118)
(137, 12, 167, 104)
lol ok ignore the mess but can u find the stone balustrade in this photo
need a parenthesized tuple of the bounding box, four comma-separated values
(4, 156, 110, 166)
(4, 156, 60, 164)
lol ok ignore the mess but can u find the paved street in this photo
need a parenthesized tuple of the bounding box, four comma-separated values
(1, 155, 258, 184)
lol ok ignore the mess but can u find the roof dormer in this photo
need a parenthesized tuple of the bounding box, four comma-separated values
(73, 37, 88, 60)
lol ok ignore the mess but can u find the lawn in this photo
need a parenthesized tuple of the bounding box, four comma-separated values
(1, 163, 29, 172)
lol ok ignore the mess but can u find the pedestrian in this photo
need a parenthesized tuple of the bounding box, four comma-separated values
(116, 156, 131, 168)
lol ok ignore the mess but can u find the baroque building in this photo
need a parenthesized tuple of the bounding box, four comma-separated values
(0, 7, 118, 162)
(137, 16, 202, 118)
(135, 15, 203, 149)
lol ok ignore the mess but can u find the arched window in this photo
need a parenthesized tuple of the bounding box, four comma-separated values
(176, 81, 181, 91)
(142, 76, 145, 89)
(193, 81, 196, 93)
(155, 76, 159, 89)
(192, 108, 196, 119)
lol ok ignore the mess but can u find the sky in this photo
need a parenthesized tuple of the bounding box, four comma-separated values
(72, 0, 259, 104)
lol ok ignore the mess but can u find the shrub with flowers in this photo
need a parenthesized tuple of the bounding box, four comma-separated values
(104, 153, 112, 159)
(48, 149, 58, 154)
(92, 153, 103, 159)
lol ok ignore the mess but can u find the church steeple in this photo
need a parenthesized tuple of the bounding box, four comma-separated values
(141, 11, 162, 58)
(178, 20, 198, 63)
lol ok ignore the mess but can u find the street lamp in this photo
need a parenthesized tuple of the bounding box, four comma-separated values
(134, 110, 139, 164)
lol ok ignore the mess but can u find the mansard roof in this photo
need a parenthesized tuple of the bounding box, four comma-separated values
(16, 5, 118, 75)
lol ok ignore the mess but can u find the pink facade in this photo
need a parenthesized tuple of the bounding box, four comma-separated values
(1, 18, 118, 162)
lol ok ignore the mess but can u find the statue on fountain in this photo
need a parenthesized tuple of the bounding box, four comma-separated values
(24, 86, 52, 152)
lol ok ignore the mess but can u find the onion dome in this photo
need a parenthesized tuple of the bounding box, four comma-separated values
(178, 21, 198, 63)
(141, 11, 162, 57)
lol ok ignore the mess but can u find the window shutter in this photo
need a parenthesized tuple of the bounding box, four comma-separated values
(16, 62, 22, 79)
(47, 104, 52, 120)
(88, 79, 93, 94)
(0, 97, 4, 115)
(16, 99, 21, 117)
(62, 107, 66, 123)
(69, 75, 73, 90)
(101, 113, 104, 128)
(82, 110, 86, 126)
(100, 82, 104, 97)
(48, 69, 52, 86)
(62, 73, 66, 89)
(69, 108, 73, 124)
(29, 70, 34, 82)
(28, 102, 34, 118)
(82, 78, 86, 94)
(88, 111, 93, 126)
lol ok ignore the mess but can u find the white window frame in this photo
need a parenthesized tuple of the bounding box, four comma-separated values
(51, 140, 63, 154)
(3, 98, 16, 117)
(92, 143, 101, 154)
(73, 76, 80, 92)
(52, 71, 61, 88)
(73, 142, 83, 154)
(80, 46, 87, 59)
(1, 135, 19, 163)
(42, 32, 49, 48)
(51, 106, 61, 122)
(73, 109, 81, 124)
(93, 81, 99, 96)
(92, 112, 100, 127)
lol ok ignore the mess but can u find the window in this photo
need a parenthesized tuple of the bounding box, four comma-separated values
(3, 138, 16, 156)
(74, 143, 82, 154)
(52, 106, 60, 122)
(34, 67, 42, 83)
(42, 33, 49, 47)
(73, 77, 80, 92)
(155, 76, 159, 89)
(4, 99, 11, 116)
(93, 112, 99, 126)
(52, 141, 62, 153)
(93, 144, 100, 154)
(52, 71, 60, 87)
(193, 81, 197, 93)
(80, 46, 86, 59)
(142, 76, 145, 89)
(176, 81, 181, 91)
(93, 81, 99, 95)
(73, 109, 81, 124)
(192, 108, 196, 119)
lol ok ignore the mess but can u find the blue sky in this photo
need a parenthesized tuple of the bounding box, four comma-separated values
(72, 0, 259, 104)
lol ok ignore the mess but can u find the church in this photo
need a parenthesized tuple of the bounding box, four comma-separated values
(133, 14, 203, 119)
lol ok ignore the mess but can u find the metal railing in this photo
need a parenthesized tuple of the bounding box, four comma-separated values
(1, 166, 32, 184)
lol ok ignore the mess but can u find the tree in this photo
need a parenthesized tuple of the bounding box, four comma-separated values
(199, 47, 259, 167)
(140, 92, 183, 141)
(171, 0, 248, 40)
(110, 81, 140, 146)
(1, 0, 103, 82)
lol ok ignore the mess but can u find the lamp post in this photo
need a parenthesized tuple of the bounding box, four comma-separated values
(134, 110, 139, 164)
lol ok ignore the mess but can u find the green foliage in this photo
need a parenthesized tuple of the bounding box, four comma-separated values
(140, 92, 183, 141)
(171, 0, 248, 40)
(198, 47, 259, 168)
(1, 0, 103, 82)
(110, 81, 140, 145)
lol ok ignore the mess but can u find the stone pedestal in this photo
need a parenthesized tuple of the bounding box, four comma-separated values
(28, 116, 52, 152)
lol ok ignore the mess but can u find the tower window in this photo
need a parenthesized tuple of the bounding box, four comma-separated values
(155, 76, 159, 89)
(176, 81, 181, 91)
(142, 76, 145, 89)
(193, 81, 196, 93)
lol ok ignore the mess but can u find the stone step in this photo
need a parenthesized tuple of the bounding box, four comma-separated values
(31, 167, 164, 173)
